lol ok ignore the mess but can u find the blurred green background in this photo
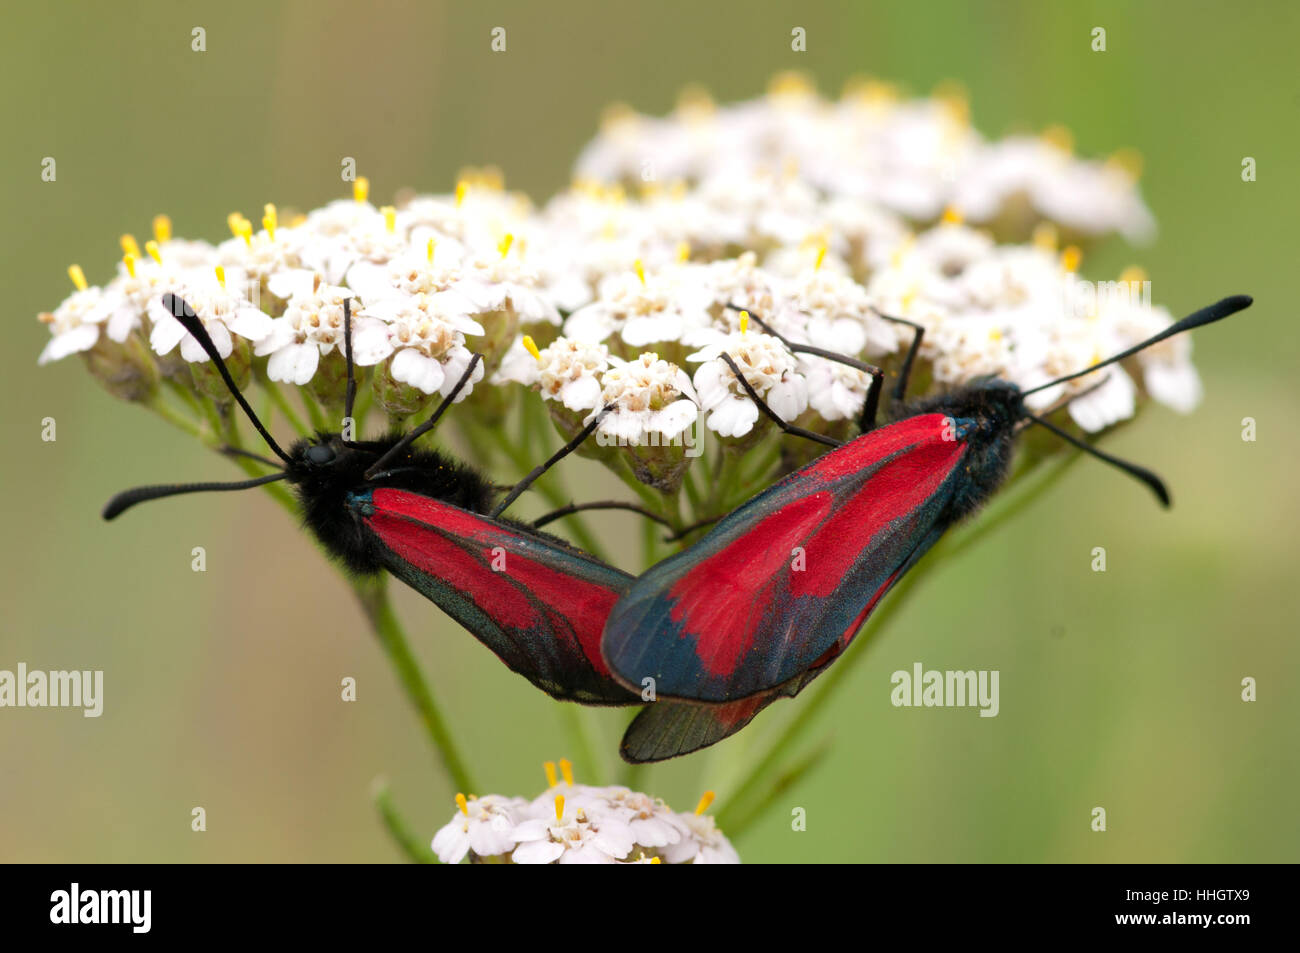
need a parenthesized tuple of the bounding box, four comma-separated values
(3, 0, 1297, 862)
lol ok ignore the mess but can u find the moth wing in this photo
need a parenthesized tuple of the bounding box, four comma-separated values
(603, 415, 967, 702)
(362, 488, 637, 705)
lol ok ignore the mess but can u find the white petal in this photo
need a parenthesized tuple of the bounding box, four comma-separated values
(1145, 361, 1202, 414)
(350, 322, 394, 366)
(149, 314, 187, 355)
(766, 377, 809, 420)
(267, 343, 319, 385)
(511, 840, 565, 864)
(38, 324, 100, 364)
(229, 307, 274, 342)
(390, 348, 445, 394)
(106, 305, 138, 343)
(559, 376, 601, 412)
(707, 396, 759, 438)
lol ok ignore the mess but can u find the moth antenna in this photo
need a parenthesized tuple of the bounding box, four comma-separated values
(217, 445, 285, 468)
(1024, 412, 1169, 507)
(160, 293, 292, 463)
(102, 472, 291, 521)
(1023, 294, 1252, 397)
(363, 354, 483, 479)
(1012, 373, 1113, 434)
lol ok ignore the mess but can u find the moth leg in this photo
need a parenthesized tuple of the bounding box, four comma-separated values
(363, 354, 484, 479)
(726, 302, 886, 433)
(871, 310, 925, 412)
(342, 297, 358, 428)
(490, 405, 615, 518)
(531, 500, 674, 531)
(718, 352, 842, 449)
(664, 513, 722, 542)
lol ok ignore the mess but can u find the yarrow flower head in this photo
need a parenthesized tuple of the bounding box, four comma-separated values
(689, 321, 808, 439)
(430, 760, 739, 864)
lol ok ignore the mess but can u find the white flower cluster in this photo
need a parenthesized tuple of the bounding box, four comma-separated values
(573, 73, 1155, 244)
(431, 762, 739, 864)
(39, 80, 1196, 440)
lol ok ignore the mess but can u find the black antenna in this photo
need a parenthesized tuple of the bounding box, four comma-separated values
(363, 354, 483, 479)
(1023, 295, 1252, 397)
(343, 297, 358, 427)
(1025, 412, 1170, 506)
(161, 293, 292, 463)
(103, 472, 291, 521)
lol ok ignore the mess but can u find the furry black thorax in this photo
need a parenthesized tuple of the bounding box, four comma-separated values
(284, 431, 497, 575)
(896, 378, 1025, 525)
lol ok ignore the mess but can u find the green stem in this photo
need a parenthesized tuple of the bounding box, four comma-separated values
(145, 396, 203, 440)
(373, 779, 438, 863)
(262, 379, 311, 436)
(558, 704, 604, 786)
(300, 389, 330, 432)
(717, 451, 1085, 835)
(353, 574, 477, 796)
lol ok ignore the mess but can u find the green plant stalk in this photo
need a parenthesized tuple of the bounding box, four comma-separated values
(373, 780, 438, 864)
(261, 379, 312, 436)
(354, 574, 477, 796)
(716, 450, 1085, 835)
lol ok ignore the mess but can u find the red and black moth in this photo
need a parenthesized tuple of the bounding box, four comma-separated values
(102, 293, 760, 761)
(602, 294, 1254, 742)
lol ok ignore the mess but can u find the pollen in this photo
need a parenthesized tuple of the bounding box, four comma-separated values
(1108, 148, 1144, 180)
(381, 205, 396, 234)
(455, 180, 468, 206)
(676, 241, 690, 262)
(543, 761, 558, 788)
(634, 259, 646, 286)
(1042, 123, 1075, 154)
(120, 233, 141, 259)
(554, 794, 565, 822)
(455, 792, 469, 816)
(523, 334, 542, 363)
(1032, 221, 1058, 252)
(694, 790, 715, 815)
(426, 237, 436, 263)
(215, 265, 227, 288)
(676, 83, 715, 117)
(559, 758, 574, 785)
(768, 70, 814, 99)
(353, 177, 369, 204)
(262, 203, 277, 241)
(152, 214, 172, 244)
(498, 232, 514, 259)
(145, 240, 163, 265)
(814, 242, 828, 271)
(1119, 265, 1148, 286)
(123, 253, 137, 278)
(1060, 245, 1083, 273)
(941, 206, 964, 226)
(67, 264, 87, 291)
(739, 310, 750, 335)
(227, 213, 252, 245)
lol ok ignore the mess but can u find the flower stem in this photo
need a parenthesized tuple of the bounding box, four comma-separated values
(261, 379, 312, 436)
(372, 778, 438, 863)
(353, 574, 477, 796)
(716, 450, 1086, 835)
